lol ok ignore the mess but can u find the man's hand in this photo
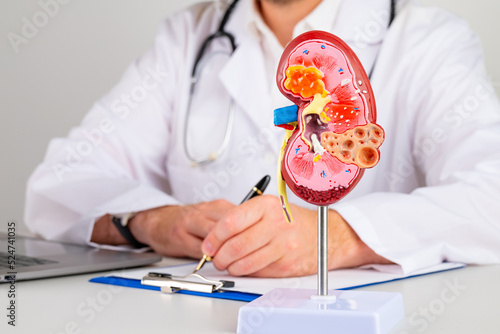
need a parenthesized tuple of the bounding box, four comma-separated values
(91, 199, 235, 259)
(129, 200, 236, 258)
(201, 195, 391, 277)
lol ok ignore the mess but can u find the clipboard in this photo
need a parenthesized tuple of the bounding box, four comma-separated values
(89, 275, 260, 302)
(89, 261, 465, 302)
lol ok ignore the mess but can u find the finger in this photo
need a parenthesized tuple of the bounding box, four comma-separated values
(184, 215, 217, 239)
(249, 251, 318, 278)
(211, 217, 275, 271)
(202, 196, 269, 256)
(249, 262, 292, 278)
(172, 231, 204, 259)
(225, 242, 283, 277)
(179, 200, 235, 239)
(184, 237, 204, 259)
(204, 199, 236, 221)
(192, 199, 236, 222)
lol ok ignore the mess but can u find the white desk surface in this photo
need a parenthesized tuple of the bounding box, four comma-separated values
(1, 258, 499, 334)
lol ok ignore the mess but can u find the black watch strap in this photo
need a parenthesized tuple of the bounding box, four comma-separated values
(111, 216, 148, 248)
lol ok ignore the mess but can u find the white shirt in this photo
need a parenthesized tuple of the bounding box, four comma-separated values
(25, 0, 500, 274)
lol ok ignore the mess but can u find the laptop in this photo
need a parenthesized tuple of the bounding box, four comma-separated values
(0, 233, 162, 283)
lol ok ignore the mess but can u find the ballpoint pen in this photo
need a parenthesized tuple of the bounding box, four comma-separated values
(192, 175, 271, 273)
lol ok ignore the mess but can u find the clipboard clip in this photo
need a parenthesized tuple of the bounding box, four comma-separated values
(141, 272, 235, 294)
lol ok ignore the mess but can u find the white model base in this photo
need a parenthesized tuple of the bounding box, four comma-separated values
(237, 288, 404, 334)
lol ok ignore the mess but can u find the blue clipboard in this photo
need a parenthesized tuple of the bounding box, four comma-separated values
(89, 275, 261, 302)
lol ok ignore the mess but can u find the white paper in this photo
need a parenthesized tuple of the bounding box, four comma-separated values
(112, 262, 465, 295)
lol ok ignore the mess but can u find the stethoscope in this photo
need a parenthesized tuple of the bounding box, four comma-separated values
(183, 0, 239, 166)
(183, 0, 396, 166)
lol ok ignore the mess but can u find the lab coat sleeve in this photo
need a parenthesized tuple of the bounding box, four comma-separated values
(333, 9, 500, 274)
(24, 15, 192, 246)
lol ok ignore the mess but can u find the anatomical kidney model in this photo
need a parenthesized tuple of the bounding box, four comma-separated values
(275, 31, 384, 221)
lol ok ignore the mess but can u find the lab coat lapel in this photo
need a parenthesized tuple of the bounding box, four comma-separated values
(332, 0, 392, 73)
(219, 35, 272, 132)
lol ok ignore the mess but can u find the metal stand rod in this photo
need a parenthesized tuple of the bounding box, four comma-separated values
(317, 206, 329, 296)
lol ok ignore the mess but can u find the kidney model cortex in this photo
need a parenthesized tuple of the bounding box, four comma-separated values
(275, 31, 384, 222)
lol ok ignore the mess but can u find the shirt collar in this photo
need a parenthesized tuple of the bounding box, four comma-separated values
(245, 0, 279, 47)
(245, 0, 342, 44)
(293, 0, 342, 37)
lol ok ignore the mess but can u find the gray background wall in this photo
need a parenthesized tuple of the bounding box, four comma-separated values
(1, 0, 499, 236)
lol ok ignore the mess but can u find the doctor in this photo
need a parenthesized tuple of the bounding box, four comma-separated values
(25, 0, 500, 277)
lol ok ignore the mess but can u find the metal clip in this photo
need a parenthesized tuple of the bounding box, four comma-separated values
(142, 272, 235, 294)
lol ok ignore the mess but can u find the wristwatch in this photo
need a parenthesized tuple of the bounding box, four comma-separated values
(111, 212, 147, 248)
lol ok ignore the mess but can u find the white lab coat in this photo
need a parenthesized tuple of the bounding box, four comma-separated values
(25, 0, 500, 274)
